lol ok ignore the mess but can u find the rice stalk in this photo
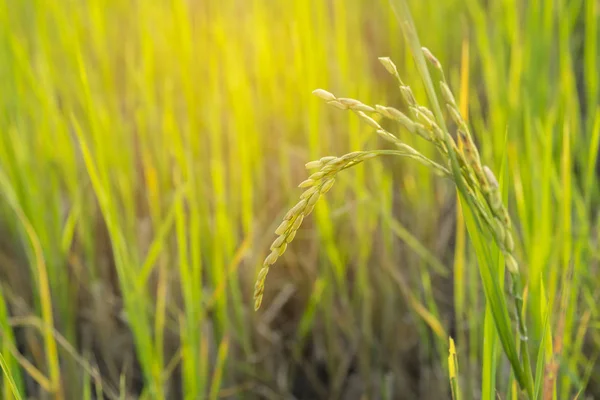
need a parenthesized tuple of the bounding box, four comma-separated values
(254, 33, 535, 398)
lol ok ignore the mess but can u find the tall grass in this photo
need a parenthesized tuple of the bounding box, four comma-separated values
(0, 0, 597, 399)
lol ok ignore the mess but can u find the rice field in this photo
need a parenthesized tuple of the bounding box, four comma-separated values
(0, 0, 598, 399)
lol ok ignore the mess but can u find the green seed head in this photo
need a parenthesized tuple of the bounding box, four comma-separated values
(264, 250, 279, 266)
(440, 81, 457, 106)
(483, 166, 499, 189)
(422, 47, 442, 70)
(303, 204, 315, 216)
(494, 219, 506, 248)
(375, 105, 392, 118)
(341, 151, 362, 161)
(378, 57, 399, 77)
(270, 235, 286, 250)
(321, 178, 335, 194)
(298, 179, 315, 188)
(307, 191, 321, 207)
(328, 100, 349, 110)
(320, 156, 337, 164)
(312, 88, 336, 102)
(276, 242, 288, 256)
(300, 186, 318, 200)
(308, 171, 326, 181)
(285, 230, 297, 243)
(291, 214, 304, 231)
(400, 86, 417, 106)
(505, 254, 519, 274)
(275, 219, 292, 235)
(504, 231, 515, 253)
(447, 104, 464, 128)
(357, 111, 382, 130)
(286, 199, 308, 219)
(305, 160, 322, 169)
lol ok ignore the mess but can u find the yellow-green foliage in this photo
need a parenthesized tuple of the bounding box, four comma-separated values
(0, 0, 597, 398)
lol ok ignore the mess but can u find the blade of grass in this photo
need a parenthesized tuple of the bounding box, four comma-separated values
(449, 337, 461, 400)
(0, 168, 63, 399)
(534, 307, 551, 399)
(208, 336, 230, 400)
(0, 353, 23, 400)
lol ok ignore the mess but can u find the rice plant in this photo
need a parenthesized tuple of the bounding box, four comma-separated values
(0, 0, 598, 398)
(255, 42, 536, 398)
(255, 1, 599, 398)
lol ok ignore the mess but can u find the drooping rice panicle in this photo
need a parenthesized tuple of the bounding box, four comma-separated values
(253, 151, 376, 310)
(259, 52, 521, 311)
(257, 46, 534, 397)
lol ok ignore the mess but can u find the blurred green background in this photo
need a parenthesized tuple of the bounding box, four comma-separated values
(0, 0, 598, 399)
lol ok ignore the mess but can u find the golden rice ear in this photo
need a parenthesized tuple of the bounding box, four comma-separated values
(253, 150, 377, 310)
(257, 52, 523, 324)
